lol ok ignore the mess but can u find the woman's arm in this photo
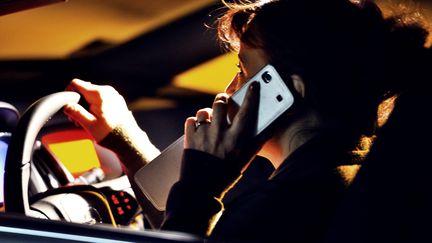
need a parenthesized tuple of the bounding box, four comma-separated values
(162, 82, 262, 236)
(162, 149, 240, 236)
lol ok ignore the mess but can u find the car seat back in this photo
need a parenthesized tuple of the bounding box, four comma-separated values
(0, 101, 19, 132)
(322, 87, 432, 243)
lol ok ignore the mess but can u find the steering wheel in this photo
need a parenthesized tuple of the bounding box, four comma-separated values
(4, 91, 80, 216)
(1, 92, 203, 241)
(4, 91, 138, 227)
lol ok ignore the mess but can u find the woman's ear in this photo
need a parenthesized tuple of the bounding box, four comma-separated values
(291, 75, 305, 98)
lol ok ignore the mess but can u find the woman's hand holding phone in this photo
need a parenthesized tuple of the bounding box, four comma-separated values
(133, 65, 294, 214)
(184, 81, 261, 169)
(184, 64, 295, 170)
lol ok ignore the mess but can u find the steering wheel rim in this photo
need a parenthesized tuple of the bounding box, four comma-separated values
(4, 91, 80, 215)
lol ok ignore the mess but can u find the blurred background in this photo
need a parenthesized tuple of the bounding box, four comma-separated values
(0, 0, 239, 149)
(0, 0, 431, 149)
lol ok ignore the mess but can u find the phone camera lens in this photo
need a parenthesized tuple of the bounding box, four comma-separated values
(276, 94, 283, 102)
(262, 72, 272, 83)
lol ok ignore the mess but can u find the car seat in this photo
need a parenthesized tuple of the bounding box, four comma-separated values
(321, 86, 432, 243)
(0, 101, 19, 207)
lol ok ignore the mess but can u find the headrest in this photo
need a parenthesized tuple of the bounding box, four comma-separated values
(0, 101, 19, 132)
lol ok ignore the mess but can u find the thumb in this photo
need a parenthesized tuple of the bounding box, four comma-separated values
(63, 103, 96, 130)
(231, 81, 260, 137)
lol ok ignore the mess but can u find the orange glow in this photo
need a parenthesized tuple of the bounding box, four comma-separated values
(42, 129, 100, 177)
(48, 139, 100, 177)
(173, 52, 239, 94)
(0, 0, 215, 58)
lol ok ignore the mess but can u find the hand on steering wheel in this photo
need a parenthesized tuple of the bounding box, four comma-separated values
(64, 79, 138, 142)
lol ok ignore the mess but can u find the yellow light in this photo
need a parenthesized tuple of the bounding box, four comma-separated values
(0, 0, 215, 58)
(48, 139, 100, 176)
(173, 52, 238, 94)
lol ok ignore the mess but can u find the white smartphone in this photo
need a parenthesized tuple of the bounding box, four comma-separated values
(134, 64, 295, 228)
(229, 64, 295, 136)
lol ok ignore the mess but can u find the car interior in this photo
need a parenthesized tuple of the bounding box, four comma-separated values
(1, 0, 432, 242)
(0, 0, 222, 241)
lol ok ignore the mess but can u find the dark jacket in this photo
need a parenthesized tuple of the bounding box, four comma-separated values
(162, 134, 350, 242)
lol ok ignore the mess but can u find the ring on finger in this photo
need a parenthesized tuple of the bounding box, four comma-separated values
(195, 120, 211, 129)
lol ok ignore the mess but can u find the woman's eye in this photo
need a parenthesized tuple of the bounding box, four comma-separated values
(236, 63, 244, 74)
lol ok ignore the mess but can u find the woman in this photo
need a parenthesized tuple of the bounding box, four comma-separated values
(65, 0, 429, 241)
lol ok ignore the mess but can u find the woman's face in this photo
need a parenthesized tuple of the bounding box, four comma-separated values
(225, 42, 268, 95)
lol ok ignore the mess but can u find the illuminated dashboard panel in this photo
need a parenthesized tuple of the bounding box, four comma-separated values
(41, 130, 100, 177)
(0, 136, 9, 207)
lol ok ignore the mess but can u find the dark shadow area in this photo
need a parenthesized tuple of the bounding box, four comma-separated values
(323, 83, 432, 242)
(133, 97, 214, 150)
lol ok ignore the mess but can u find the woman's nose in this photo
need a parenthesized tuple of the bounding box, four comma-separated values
(225, 73, 240, 96)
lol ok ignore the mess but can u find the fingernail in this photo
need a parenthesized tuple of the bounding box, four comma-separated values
(250, 81, 260, 92)
(219, 95, 228, 103)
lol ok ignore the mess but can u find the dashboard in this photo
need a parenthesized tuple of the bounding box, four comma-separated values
(37, 128, 140, 226)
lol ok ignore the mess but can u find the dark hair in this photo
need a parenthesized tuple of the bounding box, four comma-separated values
(217, 0, 429, 141)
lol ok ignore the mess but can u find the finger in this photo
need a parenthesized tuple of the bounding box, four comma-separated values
(184, 117, 197, 148)
(185, 116, 197, 133)
(212, 96, 229, 129)
(63, 103, 96, 130)
(231, 81, 260, 136)
(89, 104, 102, 118)
(195, 108, 212, 122)
(67, 79, 102, 103)
(67, 78, 91, 92)
(214, 93, 229, 103)
(65, 78, 84, 92)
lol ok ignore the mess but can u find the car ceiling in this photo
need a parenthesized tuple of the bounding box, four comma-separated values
(1, 0, 431, 107)
(0, 0, 229, 107)
(1, 0, 432, 149)
(0, 0, 216, 59)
